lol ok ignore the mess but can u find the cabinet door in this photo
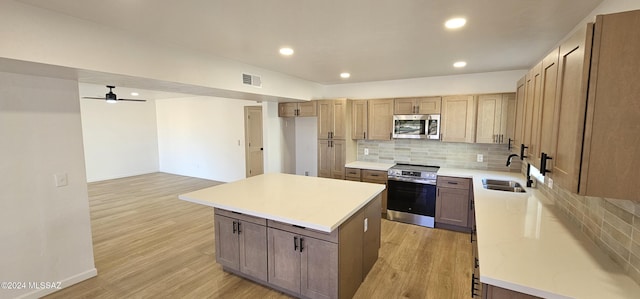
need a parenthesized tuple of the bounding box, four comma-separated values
(476, 94, 504, 144)
(317, 100, 334, 139)
(368, 99, 394, 140)
(267, 228, 301, 294)
(331, 140, 345, 180)
(238, 221, 268, 281)
(504, 93, 517, 147)
(535, 49, 560, 167)
(523, 63, 543, 167)
(298, 101, 317, 117)
(332, 99, 347, 140)
(394, 98, 416, 114)
(441, 95, 476, 143)
(300, 236, 338, 299)
(435, 187, 469, 227)
(352, 100, 368, 140)
(417, 97, 442, 114)
(318, 140, 331, 178)
(551, 24, 593, 193)
(513, 76, 527, 154)
(279, 103, 297, 117)
(215, 215, 240, 270)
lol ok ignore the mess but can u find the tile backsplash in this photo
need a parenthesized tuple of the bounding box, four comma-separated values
(357, 139, 521, 172)
(525, 165, 640, 285)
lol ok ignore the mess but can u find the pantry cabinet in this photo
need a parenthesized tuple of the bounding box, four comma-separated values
(318, 99, 357, 180)
(441, 95, 476, 143)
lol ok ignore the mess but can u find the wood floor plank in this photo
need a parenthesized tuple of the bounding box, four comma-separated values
(44, 172, 471, 299)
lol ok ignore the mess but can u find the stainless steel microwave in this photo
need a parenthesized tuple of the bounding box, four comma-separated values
(392, 114, 440, 140)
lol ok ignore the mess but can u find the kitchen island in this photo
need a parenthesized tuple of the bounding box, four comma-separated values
(179, 173, 385, 299)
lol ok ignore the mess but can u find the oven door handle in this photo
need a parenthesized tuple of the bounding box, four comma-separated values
(387, 177, 436, 185)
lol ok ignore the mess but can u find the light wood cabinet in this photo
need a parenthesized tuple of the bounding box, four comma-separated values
(441, 95, 476, 143)
(351, 101, 367, 140)
(318, 140, 346, 180)
(368, 99, 394, 140)
(344, 168, 388, 215)
(523, 63, 543, 166)
(318, 99, 356, 179)
(512, 76, 527, 154)
(394, 97, 441, 114)
(435, 176, 471, 229)
(215, 210, 268, 282)
(533, 49, 560, 171)
(267, 228, 338, 299)
(279, 101, 317, 117)
(476, 94, 515, 144)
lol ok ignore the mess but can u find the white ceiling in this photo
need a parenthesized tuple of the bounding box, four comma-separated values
(18, 0, 603, 84)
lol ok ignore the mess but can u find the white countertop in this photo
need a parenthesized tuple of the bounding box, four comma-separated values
(179, 173, 385, 233)
(438, 168, 640, 299)
(345, 161, 395, 171)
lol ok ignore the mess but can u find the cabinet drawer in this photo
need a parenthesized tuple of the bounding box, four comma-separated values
(361, 170, 387, 182)
(267, 220, 339, 243)
(437, 176, 471, 190)
(345, 168, 361, 180)
(215, 208, 267, 226)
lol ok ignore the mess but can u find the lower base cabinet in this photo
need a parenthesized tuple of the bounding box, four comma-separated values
(268, 228, 339, 299)
(435, 176, 472, 232)
(215, 195, 381, 299)
(345, 167, 388, 215)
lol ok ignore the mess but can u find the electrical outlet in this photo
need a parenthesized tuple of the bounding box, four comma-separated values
(364, 218, 368, 232)
(364, 148, 369, 155)
(305, 171, 309, 176)
(548, 178, 553, 189)
(54, 173, 68, 187)
(477, 154, 484, 162)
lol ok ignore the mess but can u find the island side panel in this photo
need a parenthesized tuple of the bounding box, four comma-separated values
(363, 194, 382, 277)
(338, 207, 364, 299)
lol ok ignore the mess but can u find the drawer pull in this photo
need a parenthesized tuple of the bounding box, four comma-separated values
(233, 221, 237, 234)
(292, 224, 306, 229)
(300, 237, 305, 252)
(447, 181, 459, 185)
(370, 174, 379, 177)
(294, 236, 298, 251)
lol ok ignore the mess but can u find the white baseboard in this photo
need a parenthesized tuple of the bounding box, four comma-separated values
(16, 268, 98, 299)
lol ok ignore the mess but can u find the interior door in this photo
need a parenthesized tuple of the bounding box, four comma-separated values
(244, 106, 264, 177)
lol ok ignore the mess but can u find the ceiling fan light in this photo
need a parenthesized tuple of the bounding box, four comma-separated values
(106, 99, 117, 104)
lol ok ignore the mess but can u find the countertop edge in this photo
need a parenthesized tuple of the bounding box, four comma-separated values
(179, 185, 384, 233)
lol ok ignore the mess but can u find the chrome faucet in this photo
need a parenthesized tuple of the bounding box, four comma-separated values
(506, 154, 519, 166)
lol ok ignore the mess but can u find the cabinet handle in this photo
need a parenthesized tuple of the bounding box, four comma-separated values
(237, 222, 242, 234)
(520, 144, 528, 160)
(370, 174, 379, 177)
(540, 152, 553, 176)
(471, 273, 480, 298)
(507, 138, 512, 151)
(364, 132, 366, 139)
(447, 181, 458, 185)
(470, 227, 476, 243)
(300, 237, 304, 252)
(294, 236, 298, 251)
(474, 257, 479, 269)
(389, 132, 392, 139)
(500, 134, 503, 143)
(232, 221, 237, 234)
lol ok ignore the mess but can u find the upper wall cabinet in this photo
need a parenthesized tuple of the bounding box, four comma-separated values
(278, 101, 317, 117)
(522, 63, 542, 167)
(512, 77, 527, 154)
(352, 100, 368, 140)
(475, 93, 515, 145)
(441, 95, 476, 143)
(394, 97, 441, 115)
(368, 99, 394, 140)
(533, 49, 560, 170)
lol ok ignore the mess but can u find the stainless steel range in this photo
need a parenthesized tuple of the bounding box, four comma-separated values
(387, 164, 440, 228)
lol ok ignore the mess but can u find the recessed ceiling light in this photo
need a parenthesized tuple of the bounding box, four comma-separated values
(130, 92, 139, 96)
(453, 61, 467, 68)
(279, 47, 294, 56)
(340, 72, 351, 79)
(445, 18, 466, 29)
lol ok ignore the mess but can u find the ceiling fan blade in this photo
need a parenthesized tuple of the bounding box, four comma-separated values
(82, 97, 106, 100)
(118, 98, 147, 102)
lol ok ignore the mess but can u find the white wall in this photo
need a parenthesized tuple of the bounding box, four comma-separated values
(155, 96, 257, 182)
(295, 117, 318, 176)
(0, 0, 323, 101)
(0, 72, 96, 298)
(281, 118, 296, 174)
(80, 98, 159, 182)
(322, 70, 526, 99)
(262, 101, 285, 174)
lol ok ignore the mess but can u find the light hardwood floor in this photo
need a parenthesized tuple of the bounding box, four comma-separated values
(44, 173, 472, 299)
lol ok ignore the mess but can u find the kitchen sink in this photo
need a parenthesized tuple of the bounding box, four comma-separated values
(482, 179, 526, 193)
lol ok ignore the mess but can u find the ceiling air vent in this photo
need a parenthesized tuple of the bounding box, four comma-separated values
(242, 73, 262, 88)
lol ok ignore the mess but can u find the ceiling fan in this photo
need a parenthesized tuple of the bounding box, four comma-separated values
(82, 85, 146, 103)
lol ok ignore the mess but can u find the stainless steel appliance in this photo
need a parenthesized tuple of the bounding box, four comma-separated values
(386, 164, 440, 228)
(392, 114, 440, 140)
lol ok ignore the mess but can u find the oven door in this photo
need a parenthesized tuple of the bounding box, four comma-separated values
(386, 179, 436, 217)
